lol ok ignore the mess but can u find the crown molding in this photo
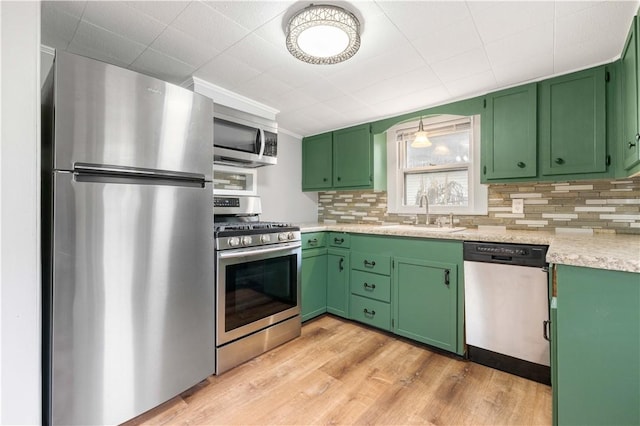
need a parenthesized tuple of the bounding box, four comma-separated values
(189, 76, 279, 121)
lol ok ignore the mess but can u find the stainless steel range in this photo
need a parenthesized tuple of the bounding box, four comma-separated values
(214, 195, 301, 374)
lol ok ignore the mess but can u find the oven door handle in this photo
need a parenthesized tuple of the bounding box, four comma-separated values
(218, 242, 301, 259)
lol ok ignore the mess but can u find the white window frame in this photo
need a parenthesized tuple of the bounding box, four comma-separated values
(386, 114, 488, 215)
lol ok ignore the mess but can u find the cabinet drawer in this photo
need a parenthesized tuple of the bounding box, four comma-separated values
(328, 232, 350, 248)
(351, 270, 391, 302)
(350, 295, 390, 331)
(302, 232, 326, 249)
(351, 252, 391, 275)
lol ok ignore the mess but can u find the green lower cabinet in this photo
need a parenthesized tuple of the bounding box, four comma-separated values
(550, 297, 558, 426)
(555, 265, 639, 426)
(393, 257, 458, 352)
(301, 247, 327, 322)
(327, 248, 350, 318)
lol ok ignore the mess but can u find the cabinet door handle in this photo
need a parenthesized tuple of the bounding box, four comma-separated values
(629, 141, 637, 149)
(363, 282, 376, 290)
(517, 161, 525, 168)
(339, 258, 344, 271)
(334, 237, 344, 244)
(554, 157, 565, 165)
(323, 177, 328, 182)
(543, 320, 551, 342)
(363, 308, 376, 317)
(364, 260, 376, 268)
(337, 176, 341, 181)
(444, 269, 450, 286)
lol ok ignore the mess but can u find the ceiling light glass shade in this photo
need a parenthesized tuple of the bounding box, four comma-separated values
(286, 4, 361, 65)
(411, 117, 432, 148)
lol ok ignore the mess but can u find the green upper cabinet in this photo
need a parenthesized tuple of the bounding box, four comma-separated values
(621, 16, 640, 171)
(333, 124, 372, 187)
(301, 132, 333, 190)
(539, 66, 607, 176)
(301, 123, 386, 192)
(482, 84, 537, 181)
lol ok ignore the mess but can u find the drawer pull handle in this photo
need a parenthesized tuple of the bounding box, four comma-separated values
(308, 238, 317, 245)
(363, 308, 376, 317)
(517, 161, 525, 168)
(364, 260, 376, 267)
(554, 157, 565, 165)
(364, 282, 376, 290)
(334, 237, 344, 244)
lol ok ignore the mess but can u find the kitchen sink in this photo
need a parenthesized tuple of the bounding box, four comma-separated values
(380, 224, 467, 233)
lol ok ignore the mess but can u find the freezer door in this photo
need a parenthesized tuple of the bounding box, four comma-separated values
(49, 172, 214, 425)
(52, 51, 212, 178)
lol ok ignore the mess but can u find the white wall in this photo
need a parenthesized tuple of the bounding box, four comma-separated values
(0, 1, 42, 424)
(257, 131, 318, 224)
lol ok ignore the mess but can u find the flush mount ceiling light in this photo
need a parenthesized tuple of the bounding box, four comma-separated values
(286, 4, 361, 65)
(411, 117, 432, 148)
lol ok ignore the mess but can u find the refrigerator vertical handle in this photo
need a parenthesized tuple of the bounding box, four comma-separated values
(258, 129, 265, 158)
(543, 320, 551, 341)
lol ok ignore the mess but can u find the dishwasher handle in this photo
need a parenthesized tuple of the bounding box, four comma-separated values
(491, 255, 513, 262)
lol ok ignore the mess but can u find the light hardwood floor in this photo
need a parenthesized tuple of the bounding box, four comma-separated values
(124, 315, 551, 425)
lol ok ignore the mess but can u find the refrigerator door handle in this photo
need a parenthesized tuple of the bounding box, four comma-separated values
(73, 163, 206, 184)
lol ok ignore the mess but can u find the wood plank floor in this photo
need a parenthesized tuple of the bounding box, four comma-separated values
(124, 315, 551, 425)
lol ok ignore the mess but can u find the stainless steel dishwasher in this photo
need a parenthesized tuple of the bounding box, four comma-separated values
(463, 241, 550, 384)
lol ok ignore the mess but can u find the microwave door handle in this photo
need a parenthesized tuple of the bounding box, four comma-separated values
(258, 128, 265, 159)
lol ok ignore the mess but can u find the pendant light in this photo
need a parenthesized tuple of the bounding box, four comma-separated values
(411, 117, 432, 148)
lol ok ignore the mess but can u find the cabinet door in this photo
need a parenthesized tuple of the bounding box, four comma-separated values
(550, 296, 558, 426)
(301, 249, 327, 322)
(302, 132, 333, 190)
(333, 124, 372, 188)
(540, 67, 607, 175)
(556, 266, 639, 426)
(393, 257, 458, 352)
(327, 248, 349, 318)
(483, 84, 537, 180)
(622, 17, 640, 170)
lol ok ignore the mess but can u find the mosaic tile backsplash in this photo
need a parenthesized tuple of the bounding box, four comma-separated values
(317, 177, 640, 234)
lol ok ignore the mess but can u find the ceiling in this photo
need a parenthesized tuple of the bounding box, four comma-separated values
(41, 0, 639, 137)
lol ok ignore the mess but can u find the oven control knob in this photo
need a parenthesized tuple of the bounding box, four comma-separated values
(260, 234, 271, 243)
(278, 232, 288, 241)
(287, 232, 295, 240)
(228, 237, 240, 247)
(241, 236, 252, 246)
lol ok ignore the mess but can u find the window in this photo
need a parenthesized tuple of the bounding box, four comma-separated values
(386, 114, 487, 215)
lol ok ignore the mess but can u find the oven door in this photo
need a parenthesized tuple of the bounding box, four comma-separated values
(216, 241, 301, 346)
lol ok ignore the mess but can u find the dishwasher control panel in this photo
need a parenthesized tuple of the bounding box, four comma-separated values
(463, 241, 548, 267)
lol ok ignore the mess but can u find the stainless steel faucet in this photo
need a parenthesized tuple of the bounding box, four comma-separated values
(419, 193, 430, 225)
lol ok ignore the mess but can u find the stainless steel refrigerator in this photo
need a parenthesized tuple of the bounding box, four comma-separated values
(41, 51, 215, 425)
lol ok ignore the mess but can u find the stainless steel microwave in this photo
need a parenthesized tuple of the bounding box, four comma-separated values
(213, 104, 277, 168)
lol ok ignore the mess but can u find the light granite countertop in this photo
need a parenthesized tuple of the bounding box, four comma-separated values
(297, 223, 640, 273)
